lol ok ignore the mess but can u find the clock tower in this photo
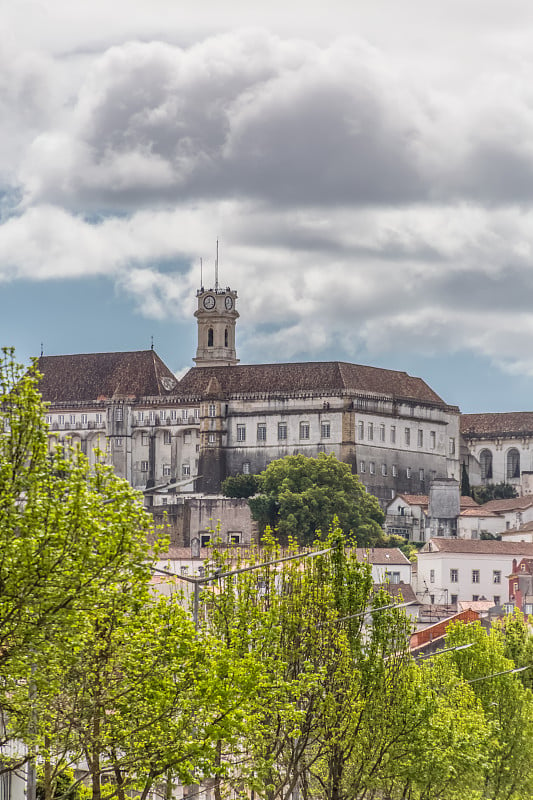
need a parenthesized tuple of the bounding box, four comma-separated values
(194, 286, 239, 367)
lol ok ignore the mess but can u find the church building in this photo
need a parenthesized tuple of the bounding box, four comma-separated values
(38, 284, 461, 509)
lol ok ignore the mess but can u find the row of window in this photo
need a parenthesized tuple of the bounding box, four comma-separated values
(360, 462, 435, 480)
(138, 408, 200, 422)
(429, 594, 501, 605)
(357, 422, 455, 454)
(139, 463, 193, 476)
(430, 568, 502, 584)
(140, 431, 172, 445)
(236, 421, 331, 443)
(46, 413, 103, 425)
(479, 448, 521, 480)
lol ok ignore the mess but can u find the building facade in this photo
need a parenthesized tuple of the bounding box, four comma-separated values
(38, 284, 461, 508)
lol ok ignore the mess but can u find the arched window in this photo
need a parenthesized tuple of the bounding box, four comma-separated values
(224, 327, 228, 347)
(207, 328, 214, 347)
(480, 449, 493, 480)
(507, 448, 520, 479)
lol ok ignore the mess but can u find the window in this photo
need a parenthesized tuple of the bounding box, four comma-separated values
(379, 424, 385, 442)
(229, 532, 241, 544)
(162, 498, 167, 505)
(404, 428, 411, 446)
(419, 468, 425, 481)
(200, 534, 210, 547)
(224, 328, 229, 347)
(207, 328, 214, 347)
(45, 415, 52, 424)
(69, 414, 76, 424)
(450, 569, 458, 583)
(141, 461, 149, 472)
(182, 464, 191, 476)
(480, 449, 493, 480)
(390, 425, 396, 443)
(321, 421, 331, 439)
(115, 406, 123, 421)
(392, 464, 398, 477)
(208, 432, 216, 444)
(430, 431, 436, 449)
(278, 422, 287, 440)
(142, 433, 149, 446)
(417, 430, 423, 447)
(96, 413, 102, 424)
(242, 462, 251, 474)
(493, 570, 501, 584)
(81, 413, 87, 424)
(163, 465, 171, 476)
(194, 408, 200, 418)
(430, 569, 435, 583)
(181, 566, 189, 576)
(149, 410, 155, 424)
(170, 410, 177, 421)
(472, 595, 479, 602)
(58, 415, 64, 424)
(494, 596, 501, 605)
(138, 411, 145, 422)
(237, 424, 246, 442)
(451, 594, 458, 604)
(406, 466, 412, 478)
(182, 409, 188, 420)
(115, 437, 123, 447)
(449, 437, 456, 456)
(208, 403, 216, 417)
(507, 448, 520, 479)
(358, 421, 364, 440)
(257, 423, 267, 442)
(386, 571, 400, 584)
(369, 462, 375, 475)
(300, 422, 310, 440)
(367, 423, 374, 441)
(472, 569, 480, 583)
(381, 463, 387, 476)
(163, 430, 171, 444)
(359, 461, 366, 473)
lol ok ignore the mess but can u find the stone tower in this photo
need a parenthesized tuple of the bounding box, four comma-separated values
(194, 286, 239, 367)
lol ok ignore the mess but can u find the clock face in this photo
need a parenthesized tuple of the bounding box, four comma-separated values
(203, 294, 215, 310)
(225, 296, 233, 310)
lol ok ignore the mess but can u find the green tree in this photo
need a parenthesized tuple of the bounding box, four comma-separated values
(461, 461, 471, 496)
(222, 472, 261, 498)
(248, 454, 385, 545)
(472, 482, 518, 504)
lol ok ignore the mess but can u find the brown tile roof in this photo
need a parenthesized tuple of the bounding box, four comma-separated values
(37, 351, 179, 403)
(396, 494, 478, 510)
(421, 538, 533, 555)
(373, 582, 418, 603)
(356, 547, 411, 565)
(458, 600, 495, 612)
(480, 497, 533, 513)
(177, 362, 451, 406)
(460, 507, 501, 518)
(461, 411, 533, 438)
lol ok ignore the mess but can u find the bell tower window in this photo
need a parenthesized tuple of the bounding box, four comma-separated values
(225, 328, 228, 347)
(207, 328, 214, 347)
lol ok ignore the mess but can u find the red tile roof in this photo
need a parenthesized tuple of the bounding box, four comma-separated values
(38, 351, 179, 403)
(356, 547, 411, 565)
(177, 362, 452, 406)
(373, 582, 417, 603)
(421, 538, 533, 555)
(461, 411, 533, 438)
(480, 497, 533, 513)
(460, 507, 500, 518)
(395, 494, 478, 509)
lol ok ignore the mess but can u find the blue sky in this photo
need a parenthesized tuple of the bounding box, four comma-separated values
(3, 0, 533, 413)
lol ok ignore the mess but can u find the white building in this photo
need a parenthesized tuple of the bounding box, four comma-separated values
(386, 491, 478, 542)
(38, 284, 461, 509)
(417, 538, 533, 606)
(461, 412, 533, 494)
(356, 548, 412, 584)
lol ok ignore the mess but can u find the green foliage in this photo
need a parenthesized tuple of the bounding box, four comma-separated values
(461, 461, 471, 496)
(248, 453, 385, 546)
(473, 482, 518, 504)
(222, 472, 261, 498)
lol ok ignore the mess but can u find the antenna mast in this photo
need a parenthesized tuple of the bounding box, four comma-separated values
(215, 239, 219, 292)
(200, 257, 203, 289)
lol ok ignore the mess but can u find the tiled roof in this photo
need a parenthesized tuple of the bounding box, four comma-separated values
(395, 494, 478, 509)
(461, 411, 533, 438)
(373, 582, 418, 603)
(421, 538, 533, 555)
(177, 362, 451, 405)
(356, 548, 411, 565)
(460, 507, 501, 518)
(37, 351, 179, 403)
(460, 496, 480, 508)
(458, 600, 495, 612)
(480, 497, 533, 513)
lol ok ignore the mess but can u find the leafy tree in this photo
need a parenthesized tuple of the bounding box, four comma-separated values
(222, 472, 261, 498)
(472, 482, 518, 504)
(248, 454, 385, 545)
(461, 461, 471, 496)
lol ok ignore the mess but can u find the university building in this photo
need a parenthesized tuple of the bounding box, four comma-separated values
(38, 284, 461, 509)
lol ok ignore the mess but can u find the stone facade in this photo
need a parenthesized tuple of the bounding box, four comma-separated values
(38, 284, 461, 509)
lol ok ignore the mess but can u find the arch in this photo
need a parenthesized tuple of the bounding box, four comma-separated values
(207, 328, 214, 347)
(224, 327, 228, 347)
(507, 448, 521, 479)
(479, 449, 493, 480)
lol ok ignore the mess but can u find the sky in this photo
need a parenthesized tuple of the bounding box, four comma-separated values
(3, 0, 533, 411)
